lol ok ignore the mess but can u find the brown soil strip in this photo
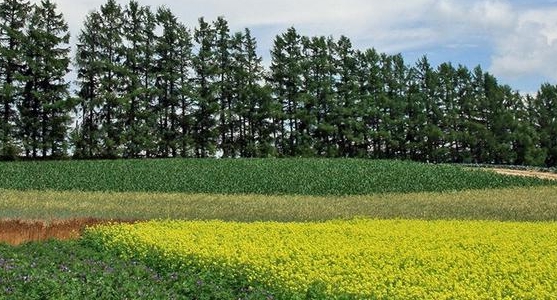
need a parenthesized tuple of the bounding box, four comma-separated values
(489, 168, 557, 181)
(0, 218, 136, 246)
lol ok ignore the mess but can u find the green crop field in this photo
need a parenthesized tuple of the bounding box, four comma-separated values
(0, 158, 553, 195)
(1, 158, 557, 299)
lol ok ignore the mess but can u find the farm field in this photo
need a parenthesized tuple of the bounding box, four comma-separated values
(85, 219, 557, 299)
(1, 158, 557, 299)
(0, 158, 553, 195)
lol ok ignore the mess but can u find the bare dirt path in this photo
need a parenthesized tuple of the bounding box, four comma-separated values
(488, 168, 557, 181)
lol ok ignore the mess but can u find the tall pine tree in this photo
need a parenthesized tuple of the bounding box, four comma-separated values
(380, 53, 408, 159)
(302, 36, 337, 157)
(74, 0, 126, 159)
(175, 22, 194, 157)
(269, 27, 304, 156)
(192, 17, 218, 158)
(233, 29, 274, 157)
(534, 84, 557, 167)
(405, 56, 428, 161)
(19, 0, 70, 158)
(121, 1, 157, 158)
(154, 7, 183, 157)
(212, 17, 236, 157)
(0, 0, 30, 159)
(334, 36, 364, 157)
(437, 62, 458, 162)
(74, 11, 102, 158)
(97, 0, 125, 158)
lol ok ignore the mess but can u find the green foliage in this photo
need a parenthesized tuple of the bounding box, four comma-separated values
(0, 0, 30, 159)
(533, 84, 557, 166)
(191, 17, 219, 158)
(0, 159, 553, 196)
(121, 1, 158, 159)
(4, 0, 557, 167)
(269, 27, 304, 157)
(19, 0, 71, 159)
(0, 240, 271, 299)
(0, 140, 20, 161)
(73, 11, 103, 159)
(153, 7, 191, 158)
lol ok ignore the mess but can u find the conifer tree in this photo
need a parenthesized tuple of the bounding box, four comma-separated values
(417, 57, 443, 162)
(269, 27, 303, 156)
(481, 73, 508, 164)
(74, 0, 126, 158)
(467, 66, 489, 163)
(0, 0, 30, 159)
(533, 84, 557, 167)
(212, 17, 236, 157)
(333, 36, 363, 157)
(74, 11, 103, 158)
(233, 29, 274, 157)
(356, 48, 385, 158)
(492, 85, 519, 164)
(175, 22, 194, 157)
(517, 94, 546, 166)
(154, 7, 183, 157)
(192, 17, 218, 158)
(302, 36, 337, 157)
(437, 62, 458, 162)
(19, 0, 71, 158)
(405, 56, 428, 161)
(97, 0, 125, 158)
(453, 65, 476, 163)
(381, 53, 408, 158)
(122, 1, 157, 158)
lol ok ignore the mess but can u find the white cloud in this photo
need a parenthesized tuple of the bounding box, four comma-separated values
(158, 0, 439, 54)
(30, 0, 557, 91)
(490, 8, 557, 83)
(49, 0, 505, 54)
(426, 0, 557, 88)
(429, 0, 516, 42)
(471, 0, 516, 30)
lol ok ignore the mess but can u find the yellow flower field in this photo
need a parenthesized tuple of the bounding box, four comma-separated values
(86, 219, 557, 299)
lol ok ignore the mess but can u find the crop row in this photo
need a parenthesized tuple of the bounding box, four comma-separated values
(0, 159, 553, 195)
(85, 219, 557, 299)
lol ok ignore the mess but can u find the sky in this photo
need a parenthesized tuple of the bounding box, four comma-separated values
(39, 0, 557, 94)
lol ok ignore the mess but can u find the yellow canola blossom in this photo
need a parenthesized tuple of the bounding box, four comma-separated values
(87, 219, 557, 299)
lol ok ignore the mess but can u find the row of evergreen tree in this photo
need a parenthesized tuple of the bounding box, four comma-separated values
(0, 0, 70, 159)
(1, 0, 556, 166)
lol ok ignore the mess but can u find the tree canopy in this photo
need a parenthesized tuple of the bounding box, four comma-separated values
(0, 0, 556, 167)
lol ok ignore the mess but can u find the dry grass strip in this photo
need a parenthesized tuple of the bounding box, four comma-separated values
(0, 218, 135, 246)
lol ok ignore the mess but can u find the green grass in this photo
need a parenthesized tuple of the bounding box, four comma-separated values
(0, 158, 553, 195)
(2, 186, 557, 222)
